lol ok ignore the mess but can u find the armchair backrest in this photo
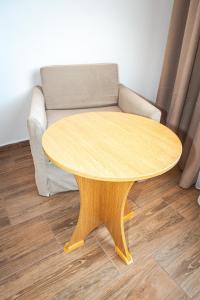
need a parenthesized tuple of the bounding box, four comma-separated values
(40, 64, 119, 109)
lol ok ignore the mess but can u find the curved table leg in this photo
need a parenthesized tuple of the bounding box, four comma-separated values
(64, 176, 134, 265)
(124, 201, 135, 222)
(64, 176, 101, 253)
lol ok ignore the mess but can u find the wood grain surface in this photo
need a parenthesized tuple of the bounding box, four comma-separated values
(0, 142, 199, 299)
(42, 112, 182, 264)
(42, 112, 182, 181)
(64, 177, 134, 264)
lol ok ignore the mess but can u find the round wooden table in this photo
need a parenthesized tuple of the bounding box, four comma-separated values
(42, 112, 182, 264)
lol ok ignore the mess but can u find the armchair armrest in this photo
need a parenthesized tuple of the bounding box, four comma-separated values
(28, 86, 49, 196)
(28, 86, 47, 131)
(118, 84, 161, 122)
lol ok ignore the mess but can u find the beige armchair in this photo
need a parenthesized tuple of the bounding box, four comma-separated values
(28, 64, 161, 196)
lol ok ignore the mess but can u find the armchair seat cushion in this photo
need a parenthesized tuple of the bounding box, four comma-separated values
(46, 105, 121, 126)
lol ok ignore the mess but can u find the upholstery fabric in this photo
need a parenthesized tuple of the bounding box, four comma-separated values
(47, 105, 121, 126)
(41, 64, 119, 109)
(28, 86, 49, 196)
(119, 85, 161, 122)
(28, 64, 161, 196)
(47, 162, 77, 194)
(28, 86, 78, 196)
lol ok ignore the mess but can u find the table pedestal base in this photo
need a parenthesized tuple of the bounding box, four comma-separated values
(64, 176, 134, 264)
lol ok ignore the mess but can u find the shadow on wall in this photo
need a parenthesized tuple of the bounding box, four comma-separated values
(32, 69, 41, 87)
(0, 69, 42, 146)
(1, 92, 31, 145)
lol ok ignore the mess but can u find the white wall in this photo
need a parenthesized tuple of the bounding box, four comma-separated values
(0, 0, 173, 146)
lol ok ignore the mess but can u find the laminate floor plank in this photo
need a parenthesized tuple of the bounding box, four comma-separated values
(0, 199, 10, 229)
(43, 194, 80, 246)
(95, 257, 190, 300)
(4, 188, 78, 226)
(0, 216, 62, 282)
(95, 202, 185, 272)
(128, 167, 181, 207)
(157, 239, 200, 299)
(0, 241, 115, 300)
(163, 187, 200, 221)
(52, 259, 118, 300)
(154, 218, 200, 269)
(0, 142, 199, 300)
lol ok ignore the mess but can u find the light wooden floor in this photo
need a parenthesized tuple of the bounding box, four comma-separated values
(0, 141, 199, 300)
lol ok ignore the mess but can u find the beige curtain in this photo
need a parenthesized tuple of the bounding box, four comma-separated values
(156, 0, 200, 188)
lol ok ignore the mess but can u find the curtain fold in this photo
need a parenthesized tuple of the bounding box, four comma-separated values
(156, 0, 200, 188)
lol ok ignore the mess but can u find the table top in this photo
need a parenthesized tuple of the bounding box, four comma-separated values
(42, 112, 182, 182)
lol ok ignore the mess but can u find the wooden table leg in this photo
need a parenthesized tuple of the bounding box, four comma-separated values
(124, 201, 135, 222)
(64, 176, 134, 265)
